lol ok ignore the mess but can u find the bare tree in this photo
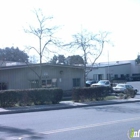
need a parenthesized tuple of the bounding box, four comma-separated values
(24, 9, 60, 87)
(66, 29, 111, 85)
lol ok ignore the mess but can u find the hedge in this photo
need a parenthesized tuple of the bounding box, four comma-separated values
(72, 86, 113, 102)
(0, 88, 63, 107)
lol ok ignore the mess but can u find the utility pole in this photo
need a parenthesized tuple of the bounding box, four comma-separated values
(107, 50, 110, 80)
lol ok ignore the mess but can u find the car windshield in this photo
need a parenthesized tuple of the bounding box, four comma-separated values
(86, 81, 91, 83)
(116, 84, 125, 88)
(86, 81, 95, 84)
(98, 81, 106, 84)
(86, 81, 92, 84)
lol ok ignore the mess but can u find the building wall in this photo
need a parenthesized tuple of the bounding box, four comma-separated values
(0, 65, 84, 90)
(87, 64, 131, 81)
(108, 64, 131, 77)
(130, 60, 140, 74)
(0, 68, 30, 89)
(87, 67, 106, 81)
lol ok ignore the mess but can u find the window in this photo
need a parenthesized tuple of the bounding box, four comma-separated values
(98, 74, 103, 80)
(106, 81, 109, 85)
(42, 80, 46, 87)
(114, 74, 118, 78)
(52, 78, 57, 87)
(30, 80, 39, 88)
(128, 85, 133, 89)
(47, 79, 52, 87)
(73, 78, 80, 87)
(125, 85, 130, 89)
(0, 82, 8, 90)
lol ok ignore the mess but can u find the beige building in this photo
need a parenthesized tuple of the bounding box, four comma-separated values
(0, 63, 84, 90)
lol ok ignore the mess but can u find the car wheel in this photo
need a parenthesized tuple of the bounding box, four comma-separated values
(131, 91, 136, 98)
(131, 94, 135, 98)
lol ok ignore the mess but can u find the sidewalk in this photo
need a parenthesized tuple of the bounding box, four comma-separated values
(0, 98, 140, 115)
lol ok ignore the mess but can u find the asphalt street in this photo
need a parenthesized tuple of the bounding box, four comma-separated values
(1, 102, 140, 140)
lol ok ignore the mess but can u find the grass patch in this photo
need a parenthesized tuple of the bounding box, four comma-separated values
(104, 96, 117, 100)
(74, 96, 117, 103)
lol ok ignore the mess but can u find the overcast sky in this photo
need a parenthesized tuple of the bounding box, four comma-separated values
(0, 0, 140, 63)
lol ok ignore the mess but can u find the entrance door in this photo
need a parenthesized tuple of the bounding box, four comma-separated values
(98, 74, 102, 80)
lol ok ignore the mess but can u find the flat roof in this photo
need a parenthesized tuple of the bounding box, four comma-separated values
(0, 63, 84, 70)
(86, 62, 131, 69)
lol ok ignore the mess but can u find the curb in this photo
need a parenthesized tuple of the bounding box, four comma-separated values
(0, 100, 140, 115)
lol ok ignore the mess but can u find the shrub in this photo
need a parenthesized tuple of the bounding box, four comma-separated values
(72, 86, 113, 102)
(0, 88, 63, 107)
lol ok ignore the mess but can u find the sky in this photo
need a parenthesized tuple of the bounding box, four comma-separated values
(0, 0, 140, 63)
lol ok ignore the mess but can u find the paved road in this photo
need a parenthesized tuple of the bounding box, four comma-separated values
(1, 102, 140, 140)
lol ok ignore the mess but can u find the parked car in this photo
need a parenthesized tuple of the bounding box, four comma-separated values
(113, 84, 136, 98)
(86, 80, 97, 87)
(91, 80, 111, 87)
(134, 88, 138, 93)
(128, 85, 138, 94)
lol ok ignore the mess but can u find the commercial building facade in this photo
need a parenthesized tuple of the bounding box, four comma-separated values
(86, 60, 140, 81)
(0, 63, 84, 90)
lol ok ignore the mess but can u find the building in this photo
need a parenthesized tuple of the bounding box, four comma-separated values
(86, 60, 140, 81)
(0, 63, 84, 90)
(0, 60, 26, 67)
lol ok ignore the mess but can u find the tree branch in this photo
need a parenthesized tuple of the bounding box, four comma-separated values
(28, 46, 40, 55)
(91, 41, 104, 66)
(41, 39, 52, 54)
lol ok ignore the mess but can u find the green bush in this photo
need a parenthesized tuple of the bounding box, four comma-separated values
(0, 88, 63, 107)
(72, 86, 113, 102)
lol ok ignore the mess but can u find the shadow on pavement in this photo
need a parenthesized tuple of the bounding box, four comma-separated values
(0, 125, 44, 139)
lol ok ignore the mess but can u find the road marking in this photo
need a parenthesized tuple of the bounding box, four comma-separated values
(41, 116, 140, 135)
(9, 116, 140, 139)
